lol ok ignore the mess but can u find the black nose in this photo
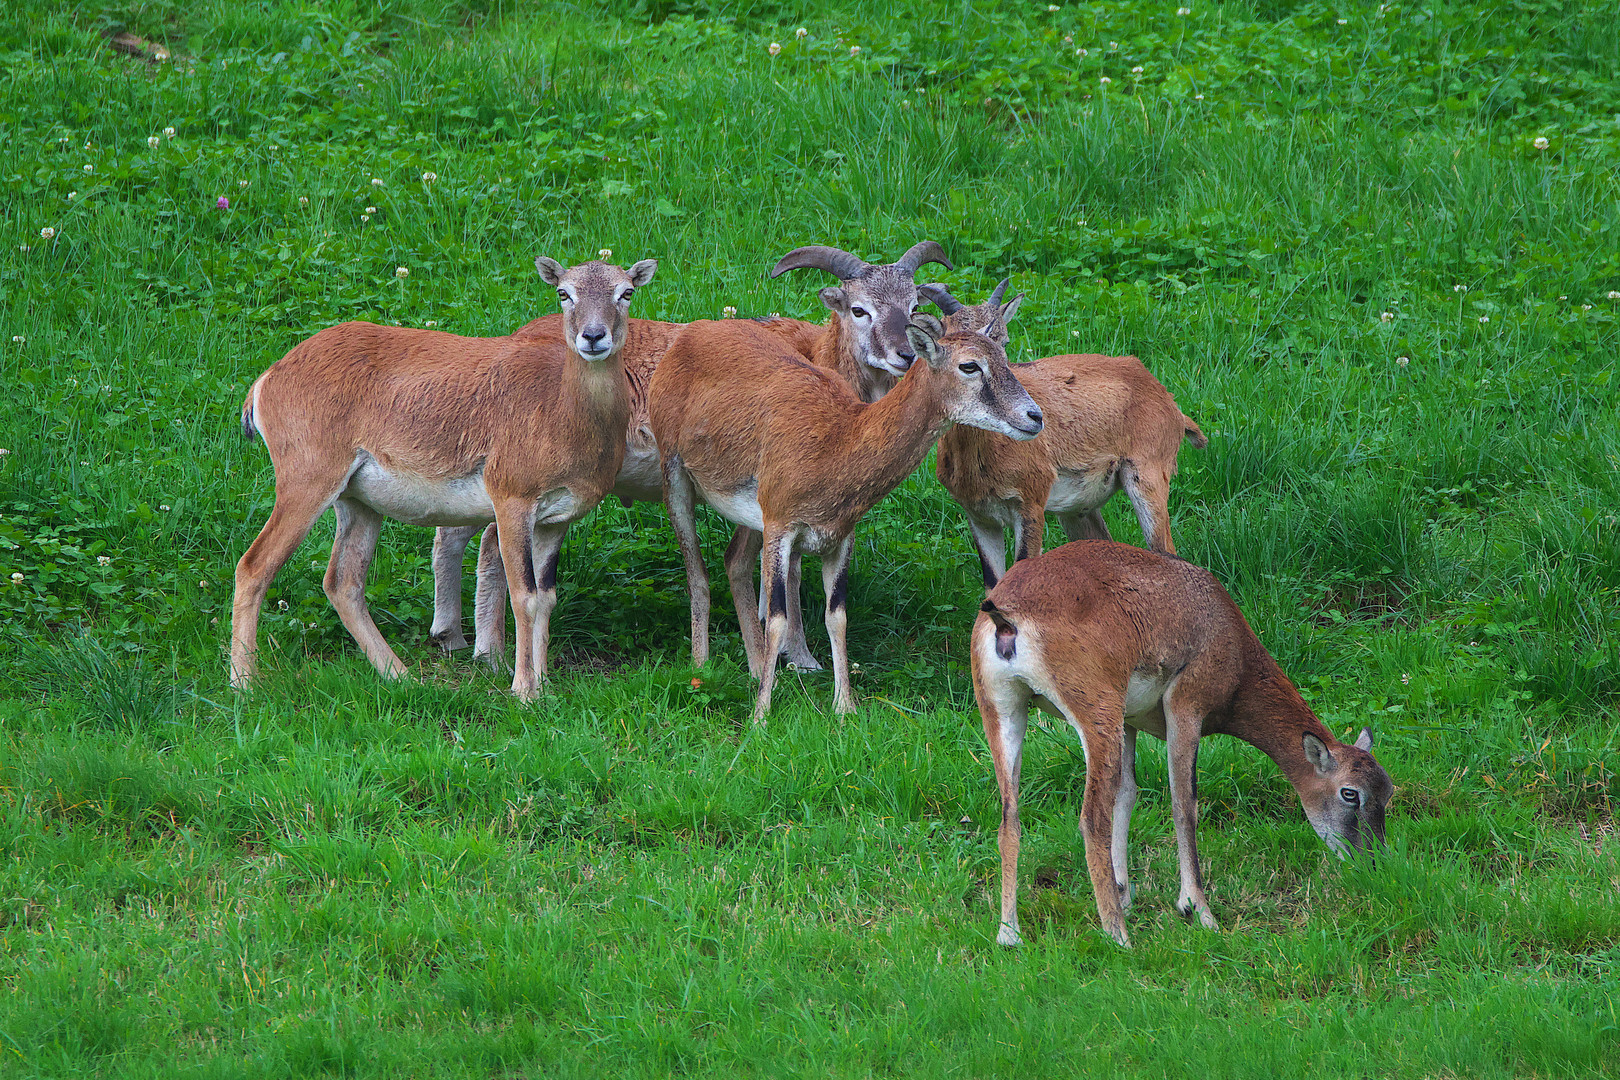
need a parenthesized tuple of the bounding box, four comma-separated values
(895, 350, 915, 369)
(1026, 407, 1044, 426)
(582, 327, 607, 347)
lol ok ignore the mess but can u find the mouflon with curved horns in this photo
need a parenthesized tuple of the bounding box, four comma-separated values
(232, 255, 656, 700)
(926, 282, 1205, 586)
(650, 312, 1045, 721)
(970, 541, 1393, 948)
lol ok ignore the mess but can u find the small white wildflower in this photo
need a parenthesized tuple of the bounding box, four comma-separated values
(598, 248, 613, 259)
(1582, 304, 1593, 311)
(1396, 356, 1410, 367)
(1453, 284, 1468, 293)
(67, 191, 77, 201)
(1194, 93, 1205, 100)
(360, 214, 370, 222)
(722, 306, 737, 318)
(9, 572, 22, 584)
(424, 320, 437, 328)
(238, 179, 249, 188)
(39, 227, 55, 240)
(1558, 295, 1567, 300)
(1380, 311, 1394, 323)
(1177, 5, 1191, 13)
(198, 580, 209, 589)
(768, 42, 781, 56)
(365, 206, 377, 215)
(0, 447, 9, 454)
(795, 27, 807, 38)
(278, 599, 289, 611)
(1400, 673, 1410, 685)
(97, 555, 111, 567)
(1131, 65, 1144, 74)
(850, 45, 861, 56)
(395, 266, 409, 279)
(307, 621, 319, 631)
(1532, 136, 1549, 150)
(83, 163, 93, 174)
(1337, 17, 1348, 24)
(159, 504, 170, 511)
(1076, 47, 1088, 56)
(371, 177, 384, 187)
(1047, 4, 1059, 10)
(1607, 291, 1620, 300)
(8, 336, 20, 344)
(1478, 315, 1490, 323)
(17, 245, 28, 252)
(147, 135, 160, 149)
(1109, 40, 1119, 49)
(163, 126, 176, 138)
(298, 196, 309, 207)
(421, 171, 437, 184)
(1100, 75, 1112, 84)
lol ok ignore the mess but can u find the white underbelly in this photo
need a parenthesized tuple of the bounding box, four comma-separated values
(611, 439, 664, 505)
(344, 457, 494, 527)
(1123, 670, 1174, 718)
(695, 478, 764, 532)
(1045, 467, 1117, 515)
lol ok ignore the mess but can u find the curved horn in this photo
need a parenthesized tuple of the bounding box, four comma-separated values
(892, 240, 954, 276)
(916, 283, 962, 315)
(989, 278, 1011, 306)
(769, 245, 870, 281)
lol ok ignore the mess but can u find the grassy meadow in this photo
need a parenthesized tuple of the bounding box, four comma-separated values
(1, 0, 1618, 1074)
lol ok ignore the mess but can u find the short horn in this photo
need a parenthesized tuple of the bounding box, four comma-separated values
(769, 245, 870, 281)
(916, 283, 962, 315)
(893, 240, 953, 276)
(989, 278, 1011, 306)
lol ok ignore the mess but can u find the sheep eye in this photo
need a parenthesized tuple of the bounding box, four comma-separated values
(958, 362, 981, 375)
(620, 288, 633, 302)
(557, 290, 571, 303)
(1339, 787, 1359, 804)
(851, 306, 870, 319)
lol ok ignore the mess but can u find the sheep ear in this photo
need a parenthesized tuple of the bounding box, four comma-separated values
(1000, 293, 1025, 326)
(626, 259, 657, 287)
(1354, 727, 1374, 752)
(535, 257, 566, 286)
(1302, 733, 1336, 775)
(905, 315, 943, 365)
(819, 285, 849, 314)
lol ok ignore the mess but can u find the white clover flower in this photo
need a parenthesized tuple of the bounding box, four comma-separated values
(1478, 315, 1490, 323)
(159, 504, 170, 511)
(39, 227, 55, 240)
(1131, 65, 1144, 74)
(371, 177, 384, 187)
(198, 580, 209, 589)
(1076, 47, 1089, 56)
(1582, 304, 1593, 311)
(83, 164, 93, 174)
(238, 179, 249, 188)
(1396, 356, 1409, 367)
(1337, 17, 1348, 24)
(67, 192, 77, 201)
(768, 42, 781, 56)
(1607, 291, 1620, 300)
(97, 555, 111, 567)
(1453, 284, 1467, 293)
(17, 245, 27, 252)
(163, 126, 176, 138)
(850, 45, 861, 56)
(1195, 93, 1205, 100)
(598, 248, 613, 259)
(1380, 311, 1394, 322)
(722, 306, 737, 317)
(1177, 5, 1191, 13)
(795, 26, 807, 38)
(365, 206, 377, 214)
(278, 599, 289, 611)
(1533, 136, 1549, 150)
(1558, 294, 1568, 300)
(9, 573, 22, 584)
(1047, 4, 1059, 10)
(0, 447, 9, 454)
(421, 171, 437, 184)
(147, 135, 160, 149)
(9, 336, 22, 344)
(1109, 40, 1119, 49)
(395, 266, 409, 279)
(1100, 75, 1112, 84)
(360, 214, 370, 222)
(298, 196, 309, 207)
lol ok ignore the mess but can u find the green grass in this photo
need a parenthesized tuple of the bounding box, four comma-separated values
(1, 0, 1618, 1075)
